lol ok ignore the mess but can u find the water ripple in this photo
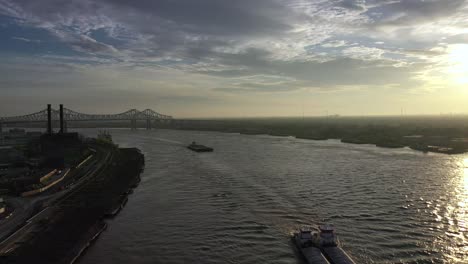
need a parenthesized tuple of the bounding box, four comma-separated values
(76, 129, 468, 264)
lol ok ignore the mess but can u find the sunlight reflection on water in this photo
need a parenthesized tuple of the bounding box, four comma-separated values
(438, 157, 468, 262)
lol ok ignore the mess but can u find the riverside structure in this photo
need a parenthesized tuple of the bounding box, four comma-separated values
(0, 134, 144, 264)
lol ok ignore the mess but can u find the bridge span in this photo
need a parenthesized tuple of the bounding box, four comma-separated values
(0, 105, 174, 132)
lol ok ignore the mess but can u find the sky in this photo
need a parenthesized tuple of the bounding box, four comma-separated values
(1, 0, 468, 118)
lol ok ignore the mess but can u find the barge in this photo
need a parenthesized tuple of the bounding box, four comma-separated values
(293, 225, 355, 264)
(187, 142, 213, 152)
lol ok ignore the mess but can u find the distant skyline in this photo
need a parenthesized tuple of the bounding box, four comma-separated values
(1, 0, 468, 118)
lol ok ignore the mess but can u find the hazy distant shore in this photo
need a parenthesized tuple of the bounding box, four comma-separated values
(169, 116, 468, 155)
(6, 116, 468, 154)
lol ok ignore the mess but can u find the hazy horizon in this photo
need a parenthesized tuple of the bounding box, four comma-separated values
(1, 0, 468, 118)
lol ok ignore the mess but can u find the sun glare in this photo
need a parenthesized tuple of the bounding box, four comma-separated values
(463, 158, 468, 190)
(447, 44, 468, 84)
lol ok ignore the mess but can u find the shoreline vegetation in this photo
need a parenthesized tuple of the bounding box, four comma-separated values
(168, 116, 468, 155)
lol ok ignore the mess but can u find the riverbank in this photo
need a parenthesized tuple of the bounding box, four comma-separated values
(166, 116, 468, 155)
(2, 146, 144, 264)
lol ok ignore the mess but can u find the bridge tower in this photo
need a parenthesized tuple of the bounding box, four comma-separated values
(130, 119, 137, 130)
(47, 104, 53, 135)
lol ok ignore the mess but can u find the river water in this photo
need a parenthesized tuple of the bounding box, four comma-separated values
(75, 128, 468, 264)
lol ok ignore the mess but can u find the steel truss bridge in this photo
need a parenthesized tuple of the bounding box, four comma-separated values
(0, 107, 174, 131)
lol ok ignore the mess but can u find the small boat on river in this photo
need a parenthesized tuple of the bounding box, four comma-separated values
(187, 141, 213, 152)
(293, 224, 355, 264)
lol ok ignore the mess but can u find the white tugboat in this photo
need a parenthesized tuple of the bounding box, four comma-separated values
(293, 224, 355, 264)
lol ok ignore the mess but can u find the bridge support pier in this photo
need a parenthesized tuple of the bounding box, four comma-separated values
(59, 104, 64, 133)
(146, 119, 152, 130)
(0, 122, 2, 133)
(130, 119, 137, 130)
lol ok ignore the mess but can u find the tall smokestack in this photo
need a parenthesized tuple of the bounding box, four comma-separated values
(59, 104, 64, 133)
(47, 104, 52, 135)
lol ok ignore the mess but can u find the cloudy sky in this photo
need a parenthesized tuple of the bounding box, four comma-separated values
(1, 0, 468, 117)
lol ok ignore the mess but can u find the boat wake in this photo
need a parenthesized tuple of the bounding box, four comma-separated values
(151, 137, 184, 145)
